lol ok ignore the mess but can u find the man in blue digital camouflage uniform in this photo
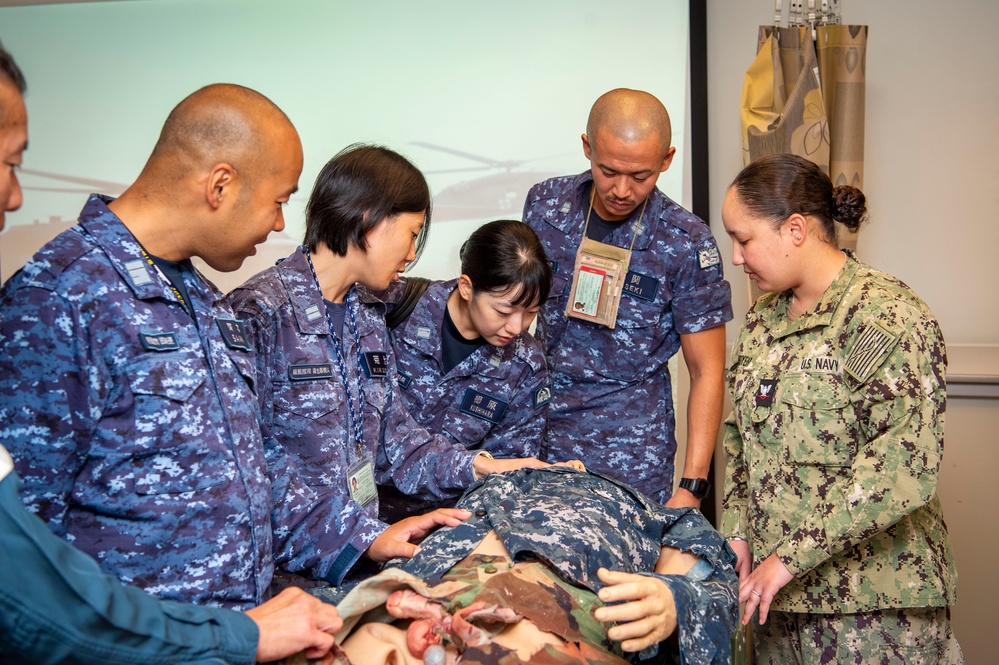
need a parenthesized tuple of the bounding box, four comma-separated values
(522, 89, 732, 506)
(0, 49, 343, 664)
(0, 83, 461, 611)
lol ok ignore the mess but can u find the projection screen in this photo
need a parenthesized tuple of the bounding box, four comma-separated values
(0, 0, 693, 291)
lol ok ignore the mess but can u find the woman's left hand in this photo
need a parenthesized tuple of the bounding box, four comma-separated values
(593, 567, 677, 652)
(738, 553, 794, 625)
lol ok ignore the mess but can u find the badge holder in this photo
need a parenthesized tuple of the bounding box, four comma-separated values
(563, 193, 648, 329)
(564, 238, 631, 329)
(347, 455, 377, 506)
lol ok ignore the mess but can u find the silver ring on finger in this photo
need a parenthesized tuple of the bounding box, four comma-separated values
(751, 590, 762, 597)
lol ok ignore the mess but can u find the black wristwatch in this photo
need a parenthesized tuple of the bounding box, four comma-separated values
(678, 477, 711, 500)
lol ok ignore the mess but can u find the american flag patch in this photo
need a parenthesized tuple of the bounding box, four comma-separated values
(845, 321, 898, 383)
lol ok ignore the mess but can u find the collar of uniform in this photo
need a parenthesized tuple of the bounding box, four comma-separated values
(398, 278, 454, 358)
(0, 443, 12, 482)
(280, 249, 336, 335)
(560, 172, 661, 252)
(78, 194, 199, 305)
(398, 278, 522, 376)
(771, 253, 861, 340)
(354, 284, 387, 309)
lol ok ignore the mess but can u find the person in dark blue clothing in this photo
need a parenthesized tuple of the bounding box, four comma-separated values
(0, 44, 342, 665)
(377, 219, 561, 522)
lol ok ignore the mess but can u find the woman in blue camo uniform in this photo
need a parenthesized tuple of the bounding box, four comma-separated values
(227, 145, 546, 586)
(377, 219, 557, 522)
(720, 154, 962, 664)
(229, 145, 543, 584)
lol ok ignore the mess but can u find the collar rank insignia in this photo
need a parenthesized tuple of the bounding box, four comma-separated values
(304, 304, 323, 322)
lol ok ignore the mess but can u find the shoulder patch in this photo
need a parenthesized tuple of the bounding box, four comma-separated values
(844, 321, 900, 384)
(533, 384, 553, 409)
(697, 247, 721, 269)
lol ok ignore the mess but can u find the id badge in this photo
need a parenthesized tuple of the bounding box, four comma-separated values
(564, 237, 631, 329)
(347, 459, 377, 506)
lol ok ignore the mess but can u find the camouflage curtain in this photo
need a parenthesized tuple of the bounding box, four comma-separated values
(740, 24, 867, 248)
(740, 22, 867, 311)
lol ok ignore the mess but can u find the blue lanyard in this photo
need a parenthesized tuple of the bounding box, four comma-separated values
(303, 247, 366, 454)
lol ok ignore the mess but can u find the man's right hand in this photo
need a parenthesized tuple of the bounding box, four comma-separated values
(246, 587, 342, 663)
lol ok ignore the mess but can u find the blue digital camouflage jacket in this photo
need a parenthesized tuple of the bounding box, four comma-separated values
(522, 172, 733, 502)
(0, 195, 353, 609)
(320, 467, 739, 664)
(226, 251, 482, 579)
(376, 277, 551, 519)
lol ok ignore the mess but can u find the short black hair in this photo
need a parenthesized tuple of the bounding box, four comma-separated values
(304, 144, 431, 261)
(459, 220, 552, 308)
(0, 44, 27, 94)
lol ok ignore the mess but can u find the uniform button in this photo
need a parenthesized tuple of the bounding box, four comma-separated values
(479, 555, 494, 564)
(474, 508, 487, 517)
(483, 565, 497, 574)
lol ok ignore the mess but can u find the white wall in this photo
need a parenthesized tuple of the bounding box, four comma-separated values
(707, 2, 999, 661)
(708, 0, 999, 346)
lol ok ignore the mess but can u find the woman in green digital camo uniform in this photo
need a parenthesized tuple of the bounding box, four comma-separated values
(720, 154, 962, 664)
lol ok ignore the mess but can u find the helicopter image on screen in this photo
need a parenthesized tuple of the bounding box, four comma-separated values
(412, 142, 566, 222)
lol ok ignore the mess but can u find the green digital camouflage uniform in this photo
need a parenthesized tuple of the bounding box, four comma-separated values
(721, 256, 960, 659)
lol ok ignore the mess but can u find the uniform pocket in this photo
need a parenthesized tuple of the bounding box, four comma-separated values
(126, 350, 207, 402)
(274, 378, 338, 421)
(780, 373, 855, 467)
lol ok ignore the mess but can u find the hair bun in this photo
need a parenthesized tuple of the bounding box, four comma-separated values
(832, 185, 868, 232)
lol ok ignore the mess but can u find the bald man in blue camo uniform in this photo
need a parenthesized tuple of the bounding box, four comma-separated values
(0, 51, 347, 664)
(522, 89, 732, 506)
(0, 84, 454, 610)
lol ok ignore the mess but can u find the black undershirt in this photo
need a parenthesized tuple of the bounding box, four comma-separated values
(584, 186, 627, 243)
(148, 254, 193, 317)
(441, 305, 485, 374)
(585, 211, 621, 243)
